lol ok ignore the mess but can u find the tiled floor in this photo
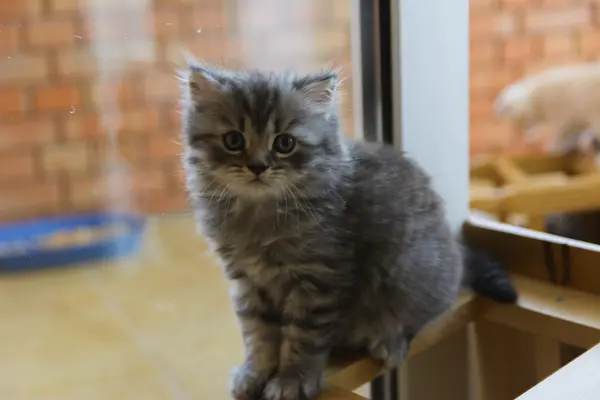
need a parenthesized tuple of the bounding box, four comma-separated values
(0, 214, 371, 399)
(0, 214, 243, 399)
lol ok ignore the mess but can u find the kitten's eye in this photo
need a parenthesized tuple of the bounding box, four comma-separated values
(223, 131, 245, 152)
(273, 134, 296, 155)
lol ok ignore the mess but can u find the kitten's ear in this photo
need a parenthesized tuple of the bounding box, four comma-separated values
(180, 53, 226, 99)
(293, 70, 340, 106)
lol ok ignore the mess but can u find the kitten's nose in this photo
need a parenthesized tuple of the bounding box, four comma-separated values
(247, 164, 269, 176)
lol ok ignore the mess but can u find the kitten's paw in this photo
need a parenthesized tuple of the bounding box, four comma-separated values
(229, 363, 272, 400)
(368, 334, 411, 368)
(262, 374, 321, 400)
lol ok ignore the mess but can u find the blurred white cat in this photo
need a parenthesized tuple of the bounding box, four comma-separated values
(494, 62, 600, 156)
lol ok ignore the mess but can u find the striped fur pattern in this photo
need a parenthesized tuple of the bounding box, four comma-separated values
(180, 62, 511, 400)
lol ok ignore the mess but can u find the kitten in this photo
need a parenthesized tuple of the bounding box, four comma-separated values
(495, 62, 600, 155)
(180, 61, 517, 400)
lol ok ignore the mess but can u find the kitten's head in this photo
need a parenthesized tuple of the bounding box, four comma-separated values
(180, 60, 347, 201)
(494, 82, 538, 129)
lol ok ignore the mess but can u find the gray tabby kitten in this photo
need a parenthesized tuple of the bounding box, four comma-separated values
(180, 61, 517, 400)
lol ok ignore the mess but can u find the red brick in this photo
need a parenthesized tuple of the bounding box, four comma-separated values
(0, 25, 21, 55)
(36, 85, 80, 111)
(471, 12, 519, 37)
(524, 8, 590, 32)
(541, 0, 589, 7)
(80, 14, 132, 42)
(186, 2, 230, 33)
(0, 183, 60, 214)
(470, 122, 515, 154)
(57, 48, 97, 77)
(49, 0, 84, 13)
(143, 189, 189, 214)
(470, 68, 517, 95)
(26, 18, 76, 47)
(92, 77, 139, 107)
(65, 112, 155, 141)
(64, 113, 103, 139)
(42, 142, 91, 174)
(68, 167, 167, 207)
(522, 59, 579, 76)
(148, 135, 182, 159)
(499, 0, 533, 9)
(580, 30, 600, 58)
(148, 8, 180, 39)
(119, 108, 161, 134)
(0, 204, 63, 223)
(0, 119, 55, 150)
(0, 0, 42, 18)
(143, 71, 179, 102)
(168, 104, 181, 128)
(175, 36, 229, 64)
(0, 86, 24, 116)
(470, 40, 498, 66)
(0, 150, 36, 181)
(95, 136, 146, 165)
(502, 36, 539, 61)
(542, 34, 575, 59)
(0, 54, 48, 84)
(51, 0, 153, 13)
(470, 95, 495, 122)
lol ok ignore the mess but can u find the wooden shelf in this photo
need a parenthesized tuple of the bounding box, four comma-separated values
(470, 154, 600, 230)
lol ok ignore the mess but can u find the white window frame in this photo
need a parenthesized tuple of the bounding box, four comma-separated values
(393, 0, 469, 232)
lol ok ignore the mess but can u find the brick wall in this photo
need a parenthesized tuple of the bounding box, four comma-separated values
(470, 0, 600, 156)
(0, 0, 353, 222)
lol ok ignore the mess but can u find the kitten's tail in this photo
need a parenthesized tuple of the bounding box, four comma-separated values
(462, 244, 518, 304)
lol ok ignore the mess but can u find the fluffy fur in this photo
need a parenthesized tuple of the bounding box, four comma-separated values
(495, 62, 600, 155)
(180, 61, 517, 400)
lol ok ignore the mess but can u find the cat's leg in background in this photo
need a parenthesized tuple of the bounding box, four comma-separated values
(263, 277, 339, 400)
(230, 279, 281, 400)
(586, 119, 600, 164)
(546, 122, 587, 155)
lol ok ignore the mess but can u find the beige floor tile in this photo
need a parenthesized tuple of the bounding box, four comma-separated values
(0, 268, 180, 399)
(0, 214, 372, 399)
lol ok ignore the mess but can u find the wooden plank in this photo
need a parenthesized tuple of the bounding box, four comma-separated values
(495, 157, 529, 185)
(327, 292, 479, 391)
(533, 336, 562, 381)
(318, 386, 369, 400)
(517, 343, 600, 399)
(503, 173, 600, 215)
(401, 327, 469, 400)
(471, 321, 537, 400)
(512, 154, 569, 175)
(464, 215, 600, 295)
(482, 275, 600, 349)
(470, 189, 504, 215)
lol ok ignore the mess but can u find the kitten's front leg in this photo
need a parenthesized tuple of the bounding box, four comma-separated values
(263, 285, 339, 400)
(230, 280, 280, 400)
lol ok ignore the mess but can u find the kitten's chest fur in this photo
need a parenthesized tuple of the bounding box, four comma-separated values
(197, 197, 335, 292)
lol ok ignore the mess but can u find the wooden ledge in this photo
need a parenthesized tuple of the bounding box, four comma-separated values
(483, 274, 600, 349)
(321, 271, 600, 398)
(322, 291, 480, 398)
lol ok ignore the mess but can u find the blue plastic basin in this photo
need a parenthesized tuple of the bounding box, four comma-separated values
(0, 212, 145, 273)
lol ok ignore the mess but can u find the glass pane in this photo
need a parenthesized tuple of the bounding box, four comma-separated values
(469, 0, 600, 242)
(0, 0, 359, 398)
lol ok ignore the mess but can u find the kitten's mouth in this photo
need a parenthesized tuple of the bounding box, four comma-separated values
(249, 178, 267, 185)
